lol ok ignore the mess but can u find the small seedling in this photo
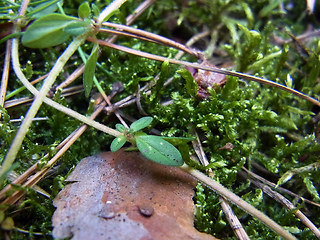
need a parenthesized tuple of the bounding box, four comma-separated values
(110, 117, 188, 166)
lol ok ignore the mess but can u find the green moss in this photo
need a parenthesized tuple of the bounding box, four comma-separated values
(1, 0, 320, 239)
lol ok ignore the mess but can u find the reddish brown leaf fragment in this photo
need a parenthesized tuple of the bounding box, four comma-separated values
(187, 61, 227, 99)
(52, 150, 217, 240)
(218, 143, 234, 151)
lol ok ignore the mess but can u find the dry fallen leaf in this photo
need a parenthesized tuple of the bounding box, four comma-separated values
(52, 150, 218, 240)
(186, 61, 227, 99)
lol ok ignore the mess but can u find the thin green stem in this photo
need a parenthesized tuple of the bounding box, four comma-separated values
(10, 44, 120, 135)
(1, 32, 86, 176)
(0, 39, 11, 109)
(57, 1, 66, 15)
(97, 0, 127, 25)
(10, 37, 119, 137)
(180, 164, 297, 240)
(77, 46, 128, 127)
(9, 39, 120, 136)
(0, 32, 23, 45)
(5, 86, 25, 100)
(1, 25, 121, 176)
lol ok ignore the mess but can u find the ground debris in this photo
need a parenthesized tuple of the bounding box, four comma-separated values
(52, 150, 217, 240)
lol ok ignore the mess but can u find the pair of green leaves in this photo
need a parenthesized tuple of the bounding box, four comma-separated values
(111, 117, 186, 166)
(21, 1, 97, 49)
(21, 13, 93, 49)
(21, 2, 99, 97)
(110, 116, 154, 152)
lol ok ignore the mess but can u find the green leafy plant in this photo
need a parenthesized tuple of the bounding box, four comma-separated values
(111, 117, 185, 166)
(83, 42, 99, 97)
(21, 13, 92, 48)
(1, 0, 320, 239)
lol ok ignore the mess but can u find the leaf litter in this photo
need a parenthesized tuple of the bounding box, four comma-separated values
(52, 150, 217, 240)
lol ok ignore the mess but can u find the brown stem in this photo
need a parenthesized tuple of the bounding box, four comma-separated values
(180, 164, 297, 240)
(93, 38, 320, 107)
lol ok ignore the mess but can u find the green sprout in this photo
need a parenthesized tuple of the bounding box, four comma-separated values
(110, 117, 185, 166)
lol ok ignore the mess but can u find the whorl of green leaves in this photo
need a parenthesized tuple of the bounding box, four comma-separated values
(110, 117, 184, 166)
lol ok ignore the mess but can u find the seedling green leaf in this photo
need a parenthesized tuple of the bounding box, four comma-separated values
(83, 43, 99, 97)
(110, 135, 126, 152)
(160, 136, 194, 145)
(136, 135, 183, 166)
(91, 3, 100, 18)
(63, 20, 92, 36)
(129, 117, 153, 133)
(115, 124, 127, 133)
(78, 2, 90, 19)
(21, 13, 78, 48)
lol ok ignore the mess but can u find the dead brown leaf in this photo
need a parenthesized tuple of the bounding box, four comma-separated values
(186, 61, 227, 99)
(52, 150, 218, 240)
